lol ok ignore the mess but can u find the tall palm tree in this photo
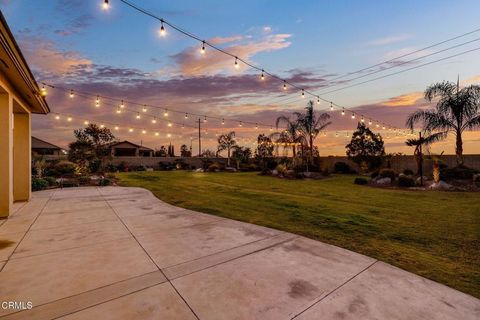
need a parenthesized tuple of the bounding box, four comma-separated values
(295, 101, 331, 159)
(406, 81, 480, 165)
(217, 131, 237, 167)
(405, 131, 446, 176)
(271, 115, 304, 157)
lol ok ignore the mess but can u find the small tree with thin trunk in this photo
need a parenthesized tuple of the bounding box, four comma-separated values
(346, 122, 385, 172)
(217, 131, 237, 167)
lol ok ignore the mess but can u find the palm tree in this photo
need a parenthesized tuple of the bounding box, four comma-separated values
(217, 131, 237, 167)
(271, 115, 304, 157)
(295, 100, 331, 160)
(406, 81, 480, 165)
(405, 131, 446, 176)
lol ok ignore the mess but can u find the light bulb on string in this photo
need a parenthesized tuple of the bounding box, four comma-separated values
(142, 105, 147, 112)
(120, 100, 125, 109)
(335, 131, 339, 137)
(181, 124, 185, 129)
(67, 117, 72, 122)
(283, 80, 287, 90)
(368, 119, 372, 125)
(114, 126, 119, 131)
(203, 116, 207, 123)
(260, 70, 265, 80)
(270, 127, 273, 132)
(168, 121, 172, 127)
(55, 115, 60, 120)
(102, 0, 109, 10)
(200, 41, 206, 54)
(376, 122, 380, 128)
(116, 107, 121, 114)
(95, 96, 100, 107)
(239, 121, 243, 127)
(167, 133, 171, 138)
(159, 20, 166, 37)
(361, 116, 364, 123)
(155, 132, 159, 136)
(351, 113, 356, 119)
(341, 108, 345, 116)
(40, 85, 47, 96)
(317, 97, 320, 104)
(84, 120, 89, 125)
(330, 102, 334, 111)
(152, 117, 157, 124)
(255, 124, 259, 130)
(136, 113, 141, 119)
(142, 129, 146, 134)
(69, 90, 74, 98)
(221, 118, 225, 125)
(234, 57, 239, 69)
(163, 109, 168, 117)
(185, 113, 188, 119)
(301, 89, 305, 98)
(129, 128, 133, 133)
(100, 124, 105, 128)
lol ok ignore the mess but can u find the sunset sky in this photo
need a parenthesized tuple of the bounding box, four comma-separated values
(2, 0, 480, 155)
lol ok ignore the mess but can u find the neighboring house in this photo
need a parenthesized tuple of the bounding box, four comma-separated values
(0, 12, 50, 218)
(32, 136, 64, 156)
(109, 141, 154, 157)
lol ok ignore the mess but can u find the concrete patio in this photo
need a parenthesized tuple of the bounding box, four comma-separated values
(0, 187, 478, 319)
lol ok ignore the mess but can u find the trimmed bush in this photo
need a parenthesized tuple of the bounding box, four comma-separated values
(354, 177, 368, 185)
(32, 178, 49, 191)
(441, 165, 478, 181)
(78, 176, 91, 185)
(53, 161, 76, 176)
(379, 168, 396, 180)
(208, 162, 222, 172)
(370, 170, 379, 179)
(398, 175, 415, 187)
(99, 178, 112, 186)
(403, 169, 414, 176)
(43, 176, 57, 186)
(334, 162, 351, 174)
(275, 164, 287, 175)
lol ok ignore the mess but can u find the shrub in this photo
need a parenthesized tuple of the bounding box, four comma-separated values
(334, 162, 351, 174)
(105, 163, 117, 172)
(275, 164, 287, 175)
(60, 179, 79, 188)
(99, 178, 111, 186)
(32, 178, 49, 191)
(403, 169, 414, 176)
(117, 161, 128, 172)
(441, 165, 478, 181)
(208, 162, 222, 172)
(474, 174, 480, 187)
(78, 176, 91, 185)
(354, 177, 368, 185)
(370, 170, 379, 179)
(398, 175, 415, 187)
(43, 176, 57, 187)
(379, 168, 396, 180)
(53, 161, 76, 176)
(134, 165, 147, 171)
(88, 159, 101, 173)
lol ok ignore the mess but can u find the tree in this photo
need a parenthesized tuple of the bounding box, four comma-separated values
(405, 131, 446, 175)
(68, 124, 115, 172)
(345, 122, 385, 172)
(155, 146, 167, 157)
(255, 134, 274, 169)
(217, 131, 237, 167)
(180, 144, 191, 157)
(168, 143, 175, 157)
(271, 115, 303, 157)
(406, 81, 480, 165)
(295, 101, 331, 160)
(232, 146, 252, 169)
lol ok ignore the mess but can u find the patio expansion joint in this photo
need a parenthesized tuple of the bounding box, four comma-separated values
(98, 187, 201, 320)
(0, 190, 57, 272)
(289, 259, 379, 319)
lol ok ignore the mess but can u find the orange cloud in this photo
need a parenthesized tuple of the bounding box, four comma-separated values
(383, 92, 424, 107)
(172, 33, 292, 76)
(461, 75, 480, 85)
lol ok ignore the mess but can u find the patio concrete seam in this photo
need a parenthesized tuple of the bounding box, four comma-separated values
(9, 235, 134, 261)
(290, 260, 379, 319)
(166, 234, 299, 280)
(0, 190, 56, 272)
(98, 187, 201, 320)
(0, 271, 168, 320)
(28, 217, 118, 232)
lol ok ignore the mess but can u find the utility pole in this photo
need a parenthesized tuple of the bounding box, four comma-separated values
(419, 131, 423, 186)
(198, 118, 202, 157)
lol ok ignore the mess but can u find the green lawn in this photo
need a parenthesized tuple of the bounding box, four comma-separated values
(116, 171, 480, 298)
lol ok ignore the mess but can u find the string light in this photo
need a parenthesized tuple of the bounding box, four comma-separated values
(330, 102, 334, 111)
(301, 89, 305, 98)
(221, 118, 225, 125)
(200, 41, 206, 54)
(100, 124, 105, 128)
(185, 113, 188, 119)
(234, 57, 239, 69)
(114, 125, 119, 130)
(142, 105, 147, 112)
(155, 132, 159, 136)
(136, 113, 141, 119)
(40, 85, 47, 96)
(260, 70, 265, 80)
(368, 119, 372, 125)
(283, 80, 287, 90)
(129, 128, 134, 132)
(255, 124, 259, 130)
(317, 96, 320, 104)
(55, 115, 60, 120)
(152, 117, 157, 124)
(361, 116, 365, 123)
(239, 121, 243, 127)
(69, 90, 75, 98)
(116, 107, 121, 114)
(159, 19, 166, 37)
(203, 116, 207, 123)
(67, 117, 72, 122)
(168, 121, 172, 127)
(84, 120, 89, 125)
(120, 100, 125, 109)
(351, 113, 356, 119)
(95, 96, 100, 107)
(142, 129, 147, 134)
(163, 109, 169, 117)
(167, 133, 171, 138)
(341, 108, 345, 116)
(102, 0, 109, 10)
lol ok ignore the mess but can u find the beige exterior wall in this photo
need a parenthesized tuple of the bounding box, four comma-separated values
(0, 92, 13, 218)
(13, 112, 31, 201)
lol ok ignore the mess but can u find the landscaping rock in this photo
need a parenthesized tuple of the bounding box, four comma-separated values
(428, 181, 454, 191)
(195, 168, 204, 172)
(224, 167, 237, 172)
(415, 176, 428, 185)
(271, 170, 278, 176)
(375, 177, 391, 185)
